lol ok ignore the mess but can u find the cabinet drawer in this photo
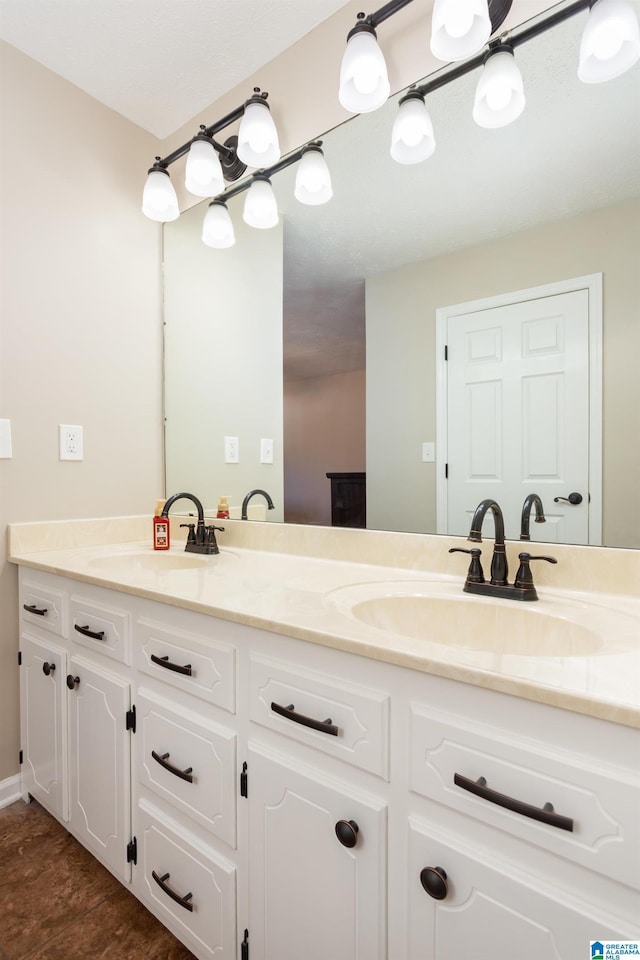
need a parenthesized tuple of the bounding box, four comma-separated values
(69, 593, 130, 664)
(136, 688, 236, 848)
(409, 704, 640, 890)
(137, 617, 235, 713)
(135, 798, 236, 960)
(20, 577, 67, 636)
(250, 654, 390, 779)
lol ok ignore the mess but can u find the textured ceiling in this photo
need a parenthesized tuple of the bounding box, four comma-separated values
(0, 0, 350, 138)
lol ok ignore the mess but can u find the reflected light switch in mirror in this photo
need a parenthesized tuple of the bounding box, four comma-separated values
(260, 438, 274, 464)
(0, 419, 12, 458)
(422, 441, 435, 462)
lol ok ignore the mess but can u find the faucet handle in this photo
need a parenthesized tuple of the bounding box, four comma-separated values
(180, 523, 196, 545)
(514, 552, 558, 590)
(448, 547, 485, 584)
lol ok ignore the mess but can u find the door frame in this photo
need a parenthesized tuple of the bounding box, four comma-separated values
(435, 273, 603, 544)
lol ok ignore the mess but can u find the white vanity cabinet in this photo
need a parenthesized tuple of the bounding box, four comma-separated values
(17, 565, 640, 960)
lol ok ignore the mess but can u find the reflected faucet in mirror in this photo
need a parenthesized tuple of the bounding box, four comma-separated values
(520, 493, 546, 541)
(241, 488, 275, 520)
(162, 492, 225, 555)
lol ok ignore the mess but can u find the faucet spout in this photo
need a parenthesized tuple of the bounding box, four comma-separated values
(520, 493, 546, 541)
(468, 498, 508, 585)
(241, 489, 275, 520)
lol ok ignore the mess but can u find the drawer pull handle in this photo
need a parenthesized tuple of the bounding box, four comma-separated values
(420, 866, 448, 900)
(150, 654, 193, 677)
(454, 773, 574, 832)
(271, 701, 339, 737)
(23, 603, 47, 616)
(151, 871, 194, 912)
(42, 662, 56, 676)
(151, 750, 194, 784)
(74, 624, 106, 641)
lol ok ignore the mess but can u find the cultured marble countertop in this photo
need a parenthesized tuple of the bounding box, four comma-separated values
(8, 517, 640, 728)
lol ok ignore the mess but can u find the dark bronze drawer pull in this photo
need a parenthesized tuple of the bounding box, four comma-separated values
(74, 623, 106, 641)
(150, 653, 193, 677)
(23, 603, 47, 616)
(271, 701, 339, 736)
(151, 870, 193, 911)
(454, 773, 574, 832)
(151, 750, 194, 783)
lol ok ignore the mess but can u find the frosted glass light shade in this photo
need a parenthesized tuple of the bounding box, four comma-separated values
(237, 100, 281, 167)
(142, 168, 179, 222)
(243, 177, 279, 229)
(578, 0, 640, 82)
(473, 49, 525, 128)
(185, 139, 224, 197)
(294, 147, 333, 205)
(202, 201, 235, 248)
(391, 94, 436, 164)
(338, 29, 390, 113)
(431, 0, 492, 62)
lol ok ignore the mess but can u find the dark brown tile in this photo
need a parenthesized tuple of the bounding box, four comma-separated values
(0, 799, 67, 868)
(26, 887, 197, 960)
(0, 830, 120, 960)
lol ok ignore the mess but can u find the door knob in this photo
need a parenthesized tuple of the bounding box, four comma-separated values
(42, 662, 56, 676)
(66, 674, 80, 690)
(553, 492, 583, 505)
(420, 866, 448, 900)
(335, 819, 359, 848)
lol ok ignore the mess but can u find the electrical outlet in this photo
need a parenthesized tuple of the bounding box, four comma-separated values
(260, 438, 274, 464)
(59, 424, 83, 461)
(224, 436, 239, 463)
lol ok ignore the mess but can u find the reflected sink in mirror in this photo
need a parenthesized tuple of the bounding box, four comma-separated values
(327, 581, 640, 659)
(88, 550, 234, 574)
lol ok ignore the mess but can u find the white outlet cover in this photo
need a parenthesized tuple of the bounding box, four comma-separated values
(59, 424, 83, 461)
(224, 436, 239, 463)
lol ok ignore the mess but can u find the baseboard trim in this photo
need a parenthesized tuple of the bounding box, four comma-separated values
(0, 774, 22, 809)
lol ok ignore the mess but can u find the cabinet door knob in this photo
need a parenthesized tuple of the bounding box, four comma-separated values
(66, 674, 80, 690)
(42, 662, 56, 676)
(420, 866, 448, 900)
(335, 819, 359, 848)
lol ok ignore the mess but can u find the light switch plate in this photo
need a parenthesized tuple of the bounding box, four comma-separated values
(260, 438, 274, 464)
(422, 441, 435, 463)
(0, 419, 12, 458)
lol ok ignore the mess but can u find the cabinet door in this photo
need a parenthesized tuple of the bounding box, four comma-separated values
(407, 816, 635, 960)
(67, 655, 131, 882)
(20, 634, 67, 820)
(248, 745, 387, 960)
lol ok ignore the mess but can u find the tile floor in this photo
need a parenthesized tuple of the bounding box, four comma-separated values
(0, 798, 197, 960)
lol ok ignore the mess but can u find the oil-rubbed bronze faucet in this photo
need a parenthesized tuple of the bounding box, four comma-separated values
(161, 492, 224, 555)
(449, 498, 556, 601)
(241, 488, 275, 520)
(520, 493, 546, 541)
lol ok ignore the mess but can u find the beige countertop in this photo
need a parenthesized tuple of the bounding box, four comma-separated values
(9, 516, 640, 729)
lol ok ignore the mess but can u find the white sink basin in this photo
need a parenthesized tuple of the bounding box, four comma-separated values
(327, 580, 639, 658)
(88, 550, 226, 573)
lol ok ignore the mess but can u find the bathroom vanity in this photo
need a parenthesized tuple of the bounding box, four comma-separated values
(10, 517, 640, 960)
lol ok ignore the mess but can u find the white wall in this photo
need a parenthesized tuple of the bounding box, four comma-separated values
(366, 199, 640, 547)
(0, 41, 163, 781)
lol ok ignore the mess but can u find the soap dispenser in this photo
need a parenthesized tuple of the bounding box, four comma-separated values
(217, 496, 230, 519)
(153, 499, 170, 551)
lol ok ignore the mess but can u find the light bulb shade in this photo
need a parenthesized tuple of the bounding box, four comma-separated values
(431, 0, 492, 62)
(294, 147, 333, 205)
(202, 201, 235, 248)
(142, 167, 179, 222)
(473, 48, 525, 128)
(185, 138, 224, 197)
(338, 27, 390, 113)
(237, 99, 281, 167)
(578, 0, 640, 82)
(391, 94, 436, 164)
(243, 177, 279, 229)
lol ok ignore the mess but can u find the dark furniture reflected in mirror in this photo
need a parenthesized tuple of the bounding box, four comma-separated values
(327, 472, 366, 528)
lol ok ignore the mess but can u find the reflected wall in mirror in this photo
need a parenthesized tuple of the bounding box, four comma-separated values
(164, 7, 640, 548)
